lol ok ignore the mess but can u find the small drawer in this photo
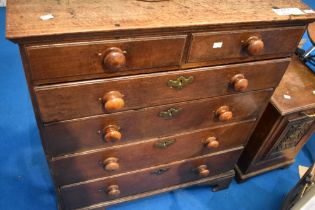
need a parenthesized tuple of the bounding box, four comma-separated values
(26, 36, 187, 84)
(51, 120, 254, 185)
(44, 90, 272, 156)
(188, 27, 304, 64)
(60, 148, 242, 210)
(35, 59, 288, 123)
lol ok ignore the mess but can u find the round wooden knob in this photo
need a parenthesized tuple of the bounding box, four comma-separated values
(231, 74, 248, 91)
(197, 165, 210, 177)
(103, 91, 125, 111)
(107, 185, 120, 197)
(103, 125, 122, 142)
(103, 47, 126, 72)
(103, 157, 120, 171)
(204, 137, 220, 149)
(245, 36, 264, 55)
(215, 106, 233, 122)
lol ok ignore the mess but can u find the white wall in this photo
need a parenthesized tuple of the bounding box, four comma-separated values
(0, 0, 6, 7)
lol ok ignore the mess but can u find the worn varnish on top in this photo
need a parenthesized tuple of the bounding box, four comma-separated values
(6, 0, 315, 41)
(271, 56, 315, 115)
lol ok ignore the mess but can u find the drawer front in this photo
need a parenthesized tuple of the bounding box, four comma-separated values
(44, 90, 272, 156)
(35, 59, 288, 123)
(188, 27, 304, 64)
(52, 120, 254, 185)
(60, 148, 242, 210)
(26, 36, 186, 84)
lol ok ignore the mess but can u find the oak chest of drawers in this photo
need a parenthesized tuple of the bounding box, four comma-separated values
(6, 0, 315, 209)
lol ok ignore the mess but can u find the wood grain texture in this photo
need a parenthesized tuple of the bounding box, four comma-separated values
(60, 148, 242, 210)
(44, 90, 272, 157)
(188, 27, 303, 63)
(25, 27, 299, 84)
(51, 120, 254, 185)
(35, 59, 288, 123)
(26, 36, 186, 83)
(6, 0, 315, 41)
(236, 103, 282, 172)
(236, 58, 315, 181)
(61, 171, 235, 210)
(271, 56, 315, 115)
(6, 0, 312, 208)
(246, 111, 314, 174)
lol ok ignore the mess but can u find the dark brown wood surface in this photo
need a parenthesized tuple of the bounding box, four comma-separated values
(7, 0, 313, 208)
(245, 111, 315, 174)
(188, 27, 304, 63)
(51, 120, 254, 185)
(236, 103, 281, 173)
(25, 27, 299, 85)
(62, 171, 235, 210)
(6, 0, 315, 41)
(26, 36, 186, 83)
(236, 58, 315, 181)
(60, 148, 242, 210)
(44, 90, 272, 157)
(35, 59, 288, 123)
(271, 56, 315, 115)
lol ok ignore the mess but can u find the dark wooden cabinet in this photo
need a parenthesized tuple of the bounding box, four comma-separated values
(236, 57, 315, 181)
(6, 0, 315, 209)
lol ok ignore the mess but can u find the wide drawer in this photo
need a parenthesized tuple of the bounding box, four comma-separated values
(60, 148, 242, 210)
(51, 120, 254, 185)
(44, 90, 272, 156)
(188, 27, 304, 65)
(26, 36, 187, 84)
(35, 59, 289, 123)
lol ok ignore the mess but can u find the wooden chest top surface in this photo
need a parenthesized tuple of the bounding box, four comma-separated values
(271, 56, 315, 115)
(6, 0, 315, 41)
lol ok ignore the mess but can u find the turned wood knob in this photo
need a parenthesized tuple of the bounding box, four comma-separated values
(197, 165, 210, 177)
(103, 91, 125, 111)
(107, 185, 120, 197)
(231, 74, 248, 91)
(204, 137, 220, 149)
(215, 106, 233, 122)
(245, 36, 264, 55)
(103, 47, 126, 72)
(103, 157, 120, 171)
(103, 125, 122, 142)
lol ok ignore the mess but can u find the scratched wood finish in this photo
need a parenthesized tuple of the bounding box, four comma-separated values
(51, 120, 254, 185)
(271, 56, 315, 115)
(44, 90, 272, 157)
(26, 27, 299, 85)
(35, 59, 288, 123)
(236, 57, 315, 181)
(6, 0, 315, 209)
(60, 148, 242, 210)
(6, 0, 315, 41)
(189, 27, 304, 63)
(26, 36, 186, 83)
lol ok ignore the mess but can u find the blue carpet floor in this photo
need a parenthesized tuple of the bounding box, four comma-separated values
(0, 2, 315, 210)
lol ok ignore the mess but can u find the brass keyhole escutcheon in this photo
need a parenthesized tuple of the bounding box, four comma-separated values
(167, 75, 194, 90)
(154, 139, 176, 149)
(151, 168, 170, 175)
(159, 107, 182, 119)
